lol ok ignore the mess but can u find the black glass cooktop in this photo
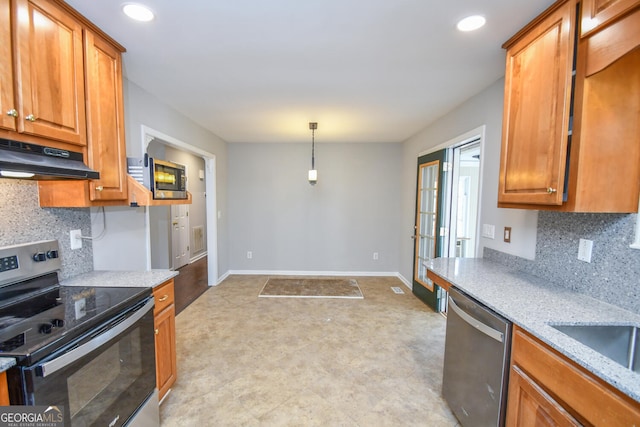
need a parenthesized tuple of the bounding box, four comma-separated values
(0, 273, 150, 366)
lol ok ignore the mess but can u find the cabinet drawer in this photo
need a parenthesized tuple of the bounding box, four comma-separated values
(511, 327, 640, 426)
(153, 279, 175, 315)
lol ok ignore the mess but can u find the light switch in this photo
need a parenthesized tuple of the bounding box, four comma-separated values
(482, 224, 495, 239)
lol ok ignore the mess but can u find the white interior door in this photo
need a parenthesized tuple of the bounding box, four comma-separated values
(171, 204, 189, 270)
(448, 141, 481, 258)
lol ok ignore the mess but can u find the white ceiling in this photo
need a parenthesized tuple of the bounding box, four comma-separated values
(65, 0, 552, 144)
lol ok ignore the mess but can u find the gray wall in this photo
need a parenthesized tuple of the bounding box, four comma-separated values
(92, 79, 228, 279)
(228, 142, 402, 272)
(0, 180, 93, 279)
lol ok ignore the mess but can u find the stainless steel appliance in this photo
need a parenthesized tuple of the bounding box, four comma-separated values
(0, 138, 99, 180)
(442, 287, 512, 426)
(127, 155, 187, 200)
(0, 240, 159, 426)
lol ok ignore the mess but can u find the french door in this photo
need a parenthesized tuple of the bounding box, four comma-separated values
(412, 149, 448, 312)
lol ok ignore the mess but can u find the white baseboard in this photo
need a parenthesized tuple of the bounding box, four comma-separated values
(189, 251, 207, 264)
(396, 273, 413, 290)
(215, 271, 230, 285)
(226, 270, 401, 277)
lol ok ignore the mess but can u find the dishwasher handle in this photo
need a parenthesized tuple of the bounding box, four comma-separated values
(448, 296, 504, 343)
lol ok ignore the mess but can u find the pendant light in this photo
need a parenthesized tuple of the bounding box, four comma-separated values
(308, 122, 318, 185)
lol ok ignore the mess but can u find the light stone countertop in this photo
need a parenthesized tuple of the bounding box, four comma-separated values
(0, 357, 16, 373)
(60, 270, 178, 289)
(427, 257, 640, 404)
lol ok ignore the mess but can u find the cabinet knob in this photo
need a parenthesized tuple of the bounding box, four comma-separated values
(155, 328, 159, 335)
(95, 185, 104, 191)
(547, 187, 557, 194)
(25, 114, 36, 122)
(6, 109, 18, 118)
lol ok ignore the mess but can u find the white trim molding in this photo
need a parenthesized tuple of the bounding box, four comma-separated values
(226, 270, 402, 277)
(631, 199, 640, 250)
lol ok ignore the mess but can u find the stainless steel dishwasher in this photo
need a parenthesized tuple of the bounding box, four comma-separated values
(442, 287, 512, 427)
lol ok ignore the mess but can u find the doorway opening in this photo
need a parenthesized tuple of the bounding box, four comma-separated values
(141, 125, 218, 286)
(412, 126, 485, 313)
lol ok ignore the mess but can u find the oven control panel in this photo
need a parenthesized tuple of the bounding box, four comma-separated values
(0, 255, 18, 272)
(0, 240, 61, 287)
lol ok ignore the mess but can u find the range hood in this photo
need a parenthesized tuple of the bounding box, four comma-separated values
(0, 138, 99, 180)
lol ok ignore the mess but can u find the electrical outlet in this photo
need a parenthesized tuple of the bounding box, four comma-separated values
(373, 252, 379, 260)
(247, 251, 252, 259)
(75, 298, 87, 319)
(70, 229, 82, 250)
(578, 239, 593, 263)
(504, 227, 512, 243)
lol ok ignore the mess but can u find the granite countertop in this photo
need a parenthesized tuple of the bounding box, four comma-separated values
(427, 257, 640, 403)
(0, 357, 15, 373)
(61, 270, 178, 289)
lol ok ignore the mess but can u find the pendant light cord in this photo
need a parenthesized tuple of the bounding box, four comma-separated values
(311, 128, 315, 170)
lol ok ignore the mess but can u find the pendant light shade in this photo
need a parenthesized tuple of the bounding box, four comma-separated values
(308, 122, 318, 185)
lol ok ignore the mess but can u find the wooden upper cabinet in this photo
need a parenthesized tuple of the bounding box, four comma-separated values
(85, 30, 127, 201)
(498, 0, 575, 206)
(0, 0, 16, 132)
(13, 0, 86, 146)
(581, 0, 640, 37)
(498, 0, 640, 212)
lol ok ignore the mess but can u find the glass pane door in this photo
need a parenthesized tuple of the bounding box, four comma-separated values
(412, 149, 448, 312)
(414, 160, 439, 288)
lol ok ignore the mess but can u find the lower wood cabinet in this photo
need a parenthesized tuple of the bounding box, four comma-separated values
(0, 371, 9, 405)
(153, 279, 177, 401)
(508, 365, 580, 426)
(507, 326, 640, 426)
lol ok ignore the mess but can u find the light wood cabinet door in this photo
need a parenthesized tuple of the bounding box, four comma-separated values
(13, 0, 86, 146)
(507, 365, 581, 427)
(0, 0, 16, 131)
(581, 0, 640, 37)
(84, 30, 127, 201)
(154, 303, 176, 401)
(498, 0, 575, 206)
(153, 279, 177, 401)
(0, 371, 9, 406)
(509, 326, 640, 426)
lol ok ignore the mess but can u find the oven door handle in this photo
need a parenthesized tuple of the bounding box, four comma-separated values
(38, 298, 154, 377)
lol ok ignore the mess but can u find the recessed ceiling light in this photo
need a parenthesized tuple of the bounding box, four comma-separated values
(122, 3, 155, 22)
(457, 15, 486, 32)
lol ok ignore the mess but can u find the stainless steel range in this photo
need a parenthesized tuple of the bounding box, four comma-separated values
(0, 240, 159, 426)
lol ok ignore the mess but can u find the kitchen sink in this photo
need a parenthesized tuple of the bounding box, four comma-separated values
(550, 324, 639, 373)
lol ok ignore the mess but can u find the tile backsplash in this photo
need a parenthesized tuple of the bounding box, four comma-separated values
(485, 211, 640, 314)
(0, 179, 93, 279)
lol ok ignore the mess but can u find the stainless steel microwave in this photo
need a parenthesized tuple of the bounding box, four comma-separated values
(127, 156, 187, 199)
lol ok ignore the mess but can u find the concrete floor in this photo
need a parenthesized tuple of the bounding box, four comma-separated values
(160, 275, 459, 426)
